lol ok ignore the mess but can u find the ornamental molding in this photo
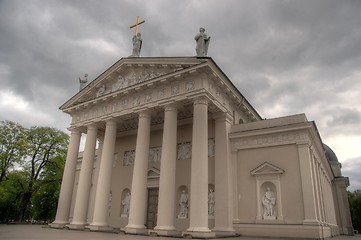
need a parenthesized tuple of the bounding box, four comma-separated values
(251, 162, 285, 176)
(70, 79, 199, 125)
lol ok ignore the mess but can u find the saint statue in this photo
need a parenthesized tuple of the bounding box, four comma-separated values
(79, 73, 88, 91)
(178, 190, 189, 218)
(262, 187, 276, 217)
(194, 27, 211, 57)
(208, 189, 215, 216)
(131, 32, 142, 57)
(121, 192, 131, 216)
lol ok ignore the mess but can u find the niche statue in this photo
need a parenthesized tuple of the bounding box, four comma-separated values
(262, 187, 276, 218)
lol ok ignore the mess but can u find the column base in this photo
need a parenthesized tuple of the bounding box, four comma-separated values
(121, 227, 149, 235)
(150, 229, 181, 237)
(49, 222, 69, 229)
(67, 223, 88, 230)
(182, 230, 216, 239)
(86, 225, 116, 233)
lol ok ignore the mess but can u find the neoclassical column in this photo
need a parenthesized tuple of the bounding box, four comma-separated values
(68, 124, 98, 229)
(184, 97, 215, 238)
(213, 113, 235, 235)
(51, 128, 81, 228)
(124, 111, 151, 234)
(298, 143, 318, 224)
(88, 119, 117, 231)
(153, 105, 178, 235)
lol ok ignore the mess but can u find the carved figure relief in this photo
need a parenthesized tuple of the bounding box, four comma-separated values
(145, 92, 152, 102)
(96, 85, 106, 97)
(149, 147, 162, 163)
(158, 88, 165, 98)
(123, 150, 135, 166)
(133, 96, 140, 106)
(172, 85, 179, 95)
(186, 80, 195, 91)
(177, 142, 192, 160)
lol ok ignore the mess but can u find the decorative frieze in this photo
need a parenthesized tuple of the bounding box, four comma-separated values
(71, 76, 204, 125)
(123, 139, 216, 165)
(231, 132, 308, 150)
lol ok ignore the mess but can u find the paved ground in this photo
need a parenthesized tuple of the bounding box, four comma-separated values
(0, 224, 361, 240)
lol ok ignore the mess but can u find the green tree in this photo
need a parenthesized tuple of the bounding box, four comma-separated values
(17, 126, 69, 221)
(0, 171, 28, 222)
(32, 155, 65, 222)
(0, 120, 26, 182)
(348, 190, 361, 231)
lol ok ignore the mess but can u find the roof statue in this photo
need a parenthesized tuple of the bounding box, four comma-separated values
(195, 27, 211, 57)
(130, 16, 145, 57)
(78, 73, 88, 91)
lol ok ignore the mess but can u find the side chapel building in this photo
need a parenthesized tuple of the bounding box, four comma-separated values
(50, 44, 353, 239)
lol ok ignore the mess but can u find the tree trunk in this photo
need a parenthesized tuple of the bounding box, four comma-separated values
(18, 190, 32, 222)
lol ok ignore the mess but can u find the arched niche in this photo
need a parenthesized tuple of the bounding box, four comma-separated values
(177, 185, 189, 219)
(120, 188, 131, 218)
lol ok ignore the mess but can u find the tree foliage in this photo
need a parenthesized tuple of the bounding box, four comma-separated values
(0, 120, 69, 223)
(0, 120, 26, 182)
(348, 190, 361, 231)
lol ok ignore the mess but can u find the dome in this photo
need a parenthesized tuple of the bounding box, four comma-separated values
(323, 144, 339, 162)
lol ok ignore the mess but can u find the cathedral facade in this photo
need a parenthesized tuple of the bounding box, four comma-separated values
(51, 57, 353, 239)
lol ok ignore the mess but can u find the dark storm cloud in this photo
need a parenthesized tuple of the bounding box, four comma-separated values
(0, 0, 361, 188)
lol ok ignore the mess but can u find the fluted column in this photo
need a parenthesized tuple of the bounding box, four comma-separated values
(89, 119, 117, 231)
(213, 113, 235, 235)
(68, 124, 98, 229)
(124, 111, 151, 234)
(154, 105, 178, 235)
(184, 97, 215, 238)
(51, 128, 81, 228)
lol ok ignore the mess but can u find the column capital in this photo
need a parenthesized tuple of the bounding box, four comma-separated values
(68, 127, 81, 134)
(193, 96, 208, 106)
(139, 110, 151, 119)
(105, 118, 117, 126)
(86, 123, 98, 130)
(164, 104, 179, 112)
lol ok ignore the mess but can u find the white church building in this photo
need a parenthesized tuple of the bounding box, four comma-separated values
(50, 43, 353, 238)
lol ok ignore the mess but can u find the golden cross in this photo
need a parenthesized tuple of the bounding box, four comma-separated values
(130, 16, 145, 35)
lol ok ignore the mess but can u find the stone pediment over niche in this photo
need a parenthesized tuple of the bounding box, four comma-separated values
(147, 167, 160, 179)
(250, 162, 285, 175)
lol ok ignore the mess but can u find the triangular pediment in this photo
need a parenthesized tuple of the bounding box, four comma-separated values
(60, 57, 207, 110)
(147, 167, 160, 179)
(250, 162, 285, 175)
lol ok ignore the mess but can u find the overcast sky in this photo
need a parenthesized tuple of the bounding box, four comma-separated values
(0, 0, 360, 190)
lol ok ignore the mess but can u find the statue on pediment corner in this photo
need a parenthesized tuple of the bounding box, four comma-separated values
(79, 73, 88, 91)
(195, 27, 210, 57)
